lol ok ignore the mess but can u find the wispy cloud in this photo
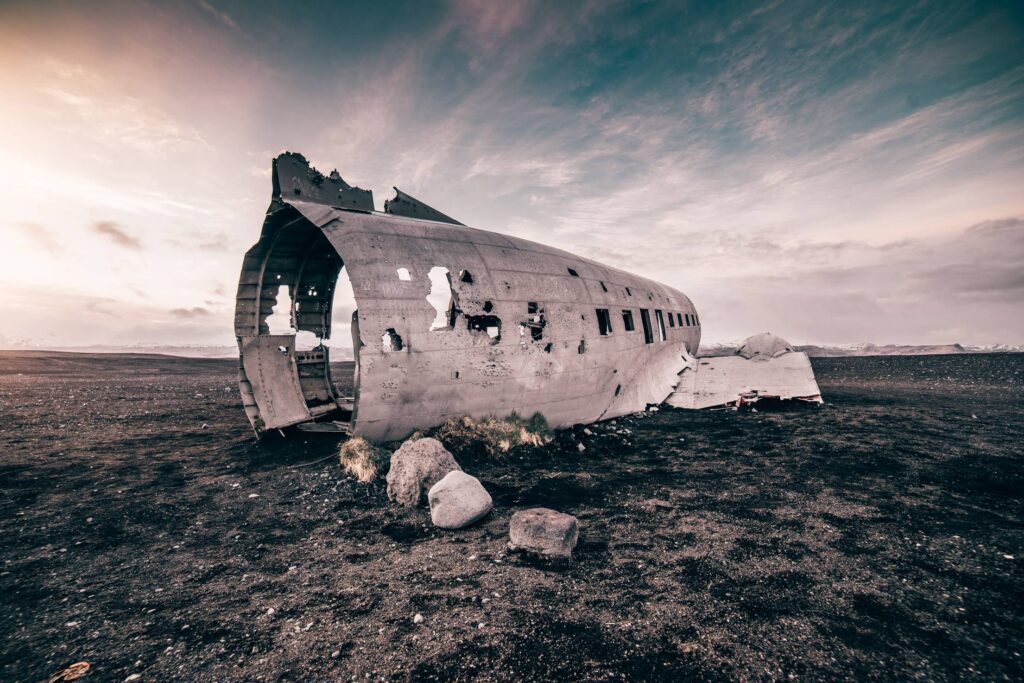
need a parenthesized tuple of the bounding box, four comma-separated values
(0, 0, 1021, 346)
(15, 222, 63, 254)
(196, 0, 239, 31)
(92, 221, 141, 249)
(170, 306, 212, 318)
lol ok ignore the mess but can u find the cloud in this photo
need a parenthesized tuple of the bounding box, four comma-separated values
(164, 233, 231, 252)
(169, 306, 212, 318)
(197, 0, 239, 31)
(689, 217, 1024, 345)
(15, 222, 63, 254)
(38, 83, 211, 157)
(92, 221, 142, 249)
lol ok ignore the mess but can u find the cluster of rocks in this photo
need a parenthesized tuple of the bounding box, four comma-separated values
(382, 437, 579, 558)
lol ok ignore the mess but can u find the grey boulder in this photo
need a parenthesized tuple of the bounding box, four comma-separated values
(428, 471, 492, 529)
(386, 437, 461, 506)
(509, 508, 579, 559)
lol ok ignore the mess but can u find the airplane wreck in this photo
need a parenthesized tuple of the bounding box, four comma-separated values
(234, 153, 821, 441)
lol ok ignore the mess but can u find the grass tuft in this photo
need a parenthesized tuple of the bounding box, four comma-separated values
(434, 411, 552, 460)
(338, 436, 388, 482)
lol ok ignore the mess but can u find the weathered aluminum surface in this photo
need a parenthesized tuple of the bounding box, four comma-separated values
(667, 351, 822, 409)
(235, 153, 703, 441)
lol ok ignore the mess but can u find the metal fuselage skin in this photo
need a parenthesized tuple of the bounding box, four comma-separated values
(235, 154, 701, 442)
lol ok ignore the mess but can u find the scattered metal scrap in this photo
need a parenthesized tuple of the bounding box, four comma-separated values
(234, 153, 821, 441)
(667, 333, 822, 409)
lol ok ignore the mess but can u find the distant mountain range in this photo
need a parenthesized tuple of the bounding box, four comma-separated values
(697, 342, 1024, 358)
(0, 342, 1018, 360)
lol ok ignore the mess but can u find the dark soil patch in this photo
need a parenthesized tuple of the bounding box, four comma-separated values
(0, 350, 1021, 681)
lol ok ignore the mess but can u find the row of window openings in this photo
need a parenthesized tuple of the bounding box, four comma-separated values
(567, 268, 671, 305)
(597, 308, 699, 343)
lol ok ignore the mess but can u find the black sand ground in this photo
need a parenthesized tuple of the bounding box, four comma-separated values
(0, 351, 1021, 681)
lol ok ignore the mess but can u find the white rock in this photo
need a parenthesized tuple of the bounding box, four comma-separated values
(386, 438, 461, 507)
(413, 613, 424, 624)
(509, 508, 579, 559)
(577, 443, 586, 452)
(428, 471, 492, 529)
(125, 675, 142, 682)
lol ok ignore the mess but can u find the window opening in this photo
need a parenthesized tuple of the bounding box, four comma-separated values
(523, 302, 545, 341)
(668, 313, 675, 328)
(396, 267, 411, 281)
(621, 310, 635, 332)
(382, 328, 404, 351)
(640, 309, 654, 344)
(426, 266, 455, 330)
(467, 315, 501, 343)
(599, 281, 608, 292)
(655, 310, 667, 341)
(567, 268, 579, 277)
(266, 285, 296, 335)
(596, 308, 613, 336)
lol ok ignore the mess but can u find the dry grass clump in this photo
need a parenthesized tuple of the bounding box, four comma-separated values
(434, 411, 552, 460)
(338, 436, 388, 482)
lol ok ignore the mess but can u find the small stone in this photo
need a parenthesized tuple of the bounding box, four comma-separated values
(509, 508, 579, 559)
(413, 613, 424, 624)
(577, 443, 586, 453)
(583, 428, 592, 435)
(248, 493, 259, 499)
(331, 650, 340, 658)
(201, 423, 209, 430)
(1003, 554, 1014, 560)
(266, 607, 276, 616)
(124, 675, 142, 682)
(428, 471, 492, 529)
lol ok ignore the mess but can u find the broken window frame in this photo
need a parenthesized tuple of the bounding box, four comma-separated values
(523, 301, 546, 342)
(639, 308, 654, 344)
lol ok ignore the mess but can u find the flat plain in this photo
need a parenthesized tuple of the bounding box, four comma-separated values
(0, 351, 1021, 681)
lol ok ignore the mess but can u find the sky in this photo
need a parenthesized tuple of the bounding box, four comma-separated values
(0, 0, 1022, 350)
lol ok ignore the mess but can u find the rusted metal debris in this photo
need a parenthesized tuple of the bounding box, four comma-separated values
(234, 153, 821, 441)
